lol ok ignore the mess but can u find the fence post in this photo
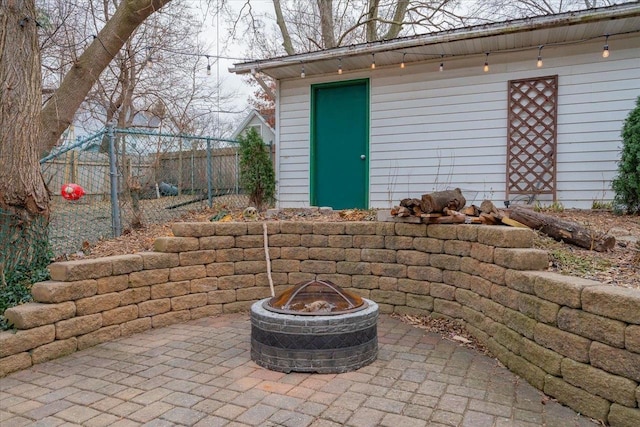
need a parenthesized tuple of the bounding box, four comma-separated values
(206, 138, 213, 208)
(107, 123, 122, 237)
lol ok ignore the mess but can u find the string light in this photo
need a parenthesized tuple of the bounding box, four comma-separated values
(439, 54, 444, 72)
(300, 64, 305, 78)
(602, 34, 610, 58)
(536, 45, 543, 68)
(206, 55, 211, 75)
(145, 46, 153, 68)
(400, 53, 406, 69)
(483, 52, 489, 72)
(338, 58, 343, 75)
(371, 53, 376, 70)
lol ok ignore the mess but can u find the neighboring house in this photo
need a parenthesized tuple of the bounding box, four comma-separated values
(230, 3, 640, 210)
(231, 109, 276, 146)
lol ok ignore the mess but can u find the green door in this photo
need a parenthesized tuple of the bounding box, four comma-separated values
(311, 79, 369, 209)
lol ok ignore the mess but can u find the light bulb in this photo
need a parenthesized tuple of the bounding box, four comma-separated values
(338, 59, 342, 74)
(400, 61, 405, 69)
(207, 64, 211, 75)
(602, 45, 610, 58)
(371, 54, 375, 70)
(537, 57, 543, 68)
(301, 65, 305, 78)
(400, 53, 406, 69)
(439, 62, 444, 72)
(483, 52, 489, 72)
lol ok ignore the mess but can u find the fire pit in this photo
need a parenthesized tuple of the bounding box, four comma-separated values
(250, 280, 378, 373)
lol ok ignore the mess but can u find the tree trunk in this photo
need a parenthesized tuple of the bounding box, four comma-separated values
(383, 0, 409, 40)
(273, 0, 294, 55)
(509, 207, 616, 252)
(366, 0, 380, 41)
(420, 188, 466, 214)
(0, 0, 50, 221)
(316, 0, 336, 48)
(40, 0, 172, 153)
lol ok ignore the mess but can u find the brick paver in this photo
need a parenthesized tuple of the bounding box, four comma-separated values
(0, 314, 598, 426)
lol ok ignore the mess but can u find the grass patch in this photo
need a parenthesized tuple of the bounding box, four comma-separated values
(549, 248, 612, 276)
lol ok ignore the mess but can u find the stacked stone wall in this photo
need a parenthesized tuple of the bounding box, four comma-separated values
(1, 221, 639, 426)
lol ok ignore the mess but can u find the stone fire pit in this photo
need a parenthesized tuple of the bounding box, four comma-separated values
(250, 280, 378, 373)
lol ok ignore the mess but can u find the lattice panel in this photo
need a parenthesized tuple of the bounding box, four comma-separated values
(507, 76, 558, 201)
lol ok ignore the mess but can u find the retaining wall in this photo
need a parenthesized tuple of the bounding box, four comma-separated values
(1, 221, 639, 426)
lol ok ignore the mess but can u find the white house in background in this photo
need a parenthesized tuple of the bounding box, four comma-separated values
(231, 109, 276, 146)
(230, 3, 640, 210)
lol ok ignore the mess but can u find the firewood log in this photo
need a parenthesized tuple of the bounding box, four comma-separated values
(420, 188, 466, 214)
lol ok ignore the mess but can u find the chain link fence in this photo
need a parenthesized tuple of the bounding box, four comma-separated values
(40, 125, 247, 256)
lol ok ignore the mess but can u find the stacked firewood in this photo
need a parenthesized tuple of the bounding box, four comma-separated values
(390, 188, 615, 252)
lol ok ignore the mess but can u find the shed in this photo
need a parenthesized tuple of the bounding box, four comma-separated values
(230, 3, 640, 210)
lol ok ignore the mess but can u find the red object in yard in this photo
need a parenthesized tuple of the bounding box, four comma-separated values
(61, 183, 85, 200)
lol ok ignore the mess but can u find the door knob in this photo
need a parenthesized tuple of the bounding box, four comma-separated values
(360, 154, 366, 160)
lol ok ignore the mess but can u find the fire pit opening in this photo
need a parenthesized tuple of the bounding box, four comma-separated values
(251, 280, 378, 373)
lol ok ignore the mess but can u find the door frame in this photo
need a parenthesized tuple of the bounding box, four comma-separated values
(309, 78, 370, 208)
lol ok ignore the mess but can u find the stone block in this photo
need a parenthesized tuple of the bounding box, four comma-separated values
(407, 266, 442, 282)
(414, 237, 443, 254)
(396, 250, 429, 266)
(152, 310, 191, 328)
(56, 314, 102, 339)
(0, 352, 32, 377)
(110, 255, 144, 275)
(32, 280, 96, 303)
(288, 272, 316, 284)
(344, 222, 376, 235)
(97, 275, 129, 294)
(169, 265, 207, 282)
(256, 272, 288, 288)
(503, 308, 536, 339)
(406, 294, 434, 311)
(505, 353, 546, 390)
(49, 259, 112, 281)
(171, 294, 207, 311)
(520, 337, 562, 376)
(244, 247, 279, 261)
(399, 279, 429, 295)
(491, 284, 520, 311)
(191, 277, 218, 293)
(247, 222, 280, 235)
(379, 276, 398, 291)
(280, 222, 313, 234)
(426, 224, 456, 239)
(477, 262, 506, 285)
(477, 226, 534, 248)
(129, 269, 170, 288)
(504, 270, 538, 294)
(279, 247, 309, 261)
(336, 261, 370, 275)
(316, 274, 351, 288)
(119, 287, 150, 305)
(558, 307, 626, 348)
(121, 318, 152, 336)
(309, 248, 345, 261)
(456, 225, 478, 242)
(214, 223, 247, 236)
(393, 223, 426, 237)
(172, 222, 217, 237)
(430, 282, 456, 301)
(102, 305, 138, 326)
(300, 260, 336, 274)
(493, 323, 523, 355)
(233, 260, 267, 274)
(138, 299, 171, 317)
(482, 298, 505, 323)
(460, 306, 485, 327)
(223, 301, 255, 313)
(519, 293, 559, 325)
(455, 289, 483, 312)
(206, 262, 235, 277)
(199, 236, 235, 250)
(153, 237, 200, 253)
(77, 325, 121, 350)
(371, 290, 406, 305)
(235, 235, 264, 249)
(608, 403, 640, 427)
(0, 325, 55, 357)
(433, 299, 462, 318)
(191, 305, 223, 319)
(31, 338, 77, 364)
(444, 240, 471, 257)
(375, 222, 396, 236)
(590, 342, 640, 382)
(442, 270, 471, 289)
(313, 222, 345, 235)
(583, 286, 640, 325)
(215, 248, 245, 262)
(534, 272, 598, 309)
(352, 275, 379, 290)
(543, 375, 610, 422)
(140, 252, 179, 269)
(468, 276, 492, 298)
(561, 358, 637, 407)
(300, 234, 326, 247)
(430, 254, 461, 271)
(385, 236, 413, 250)
(236, 287, 272, 301)
(361, 249, 396, 263)
(179, 250, 216, 266)
(4, 301, 75, 329)
(208, 290, 237, 304)
(627, 325, 640, 353)
(534, 323, 590, 363)
(328, 235, 353, 248)
(76, 293, 120, 316)
(494, 248, 548, 271)
(345, 248, 362, 262)
(370, 263, 407, 278)
(470, 243, 493, 263)
(352, 235, 384, 249)
(151, 281, 190, 299)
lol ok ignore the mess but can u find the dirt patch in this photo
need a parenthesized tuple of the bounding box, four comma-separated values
(62, 206, 639, 289)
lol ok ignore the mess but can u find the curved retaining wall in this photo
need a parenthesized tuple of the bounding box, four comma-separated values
(1, 221, 639, 426)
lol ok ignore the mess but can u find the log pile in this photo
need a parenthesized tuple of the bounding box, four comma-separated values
(390, 190, 616, 252)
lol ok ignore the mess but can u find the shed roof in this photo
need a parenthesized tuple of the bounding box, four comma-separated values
(229, 2, 640, 80)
